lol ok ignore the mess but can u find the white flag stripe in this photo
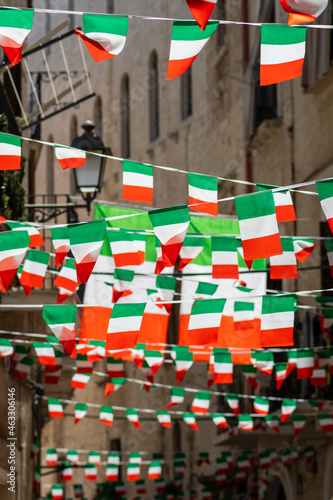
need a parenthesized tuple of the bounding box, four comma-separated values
(0, 27, 31, 45)
(189, 185, 216, 202)
(48, 404, 62, 413)
(55, 147, 85, 160)
(110, 240, 138, 254)
(70, 241, 102, 262)
(52, 238, 69, 248)
(180, 246, 202, 259)
(84, 31, 126, 55)
(123, 171, 153, 189)
(254, 402, 268, 412)
(189, 312, 222, 329)
(319, 196, 333, 219)
(36, 346, 54, 358)
(270, 251, 296, 266)
(170, 395, 183, 404)
(260, 42, 306, 66)
(157, 414, 170, 424)
(108, 315, 142, 333)
(214, 362, 233, 374)
(239, 213, 279, 241)
(154, 222, 189, 245)
(72, 373, 90, 384)
(234, 310, 255, 322)
(261, 311, 294, 330)
(100, 411, 113, 421)
(296, 357, 314, 369)
(58, 266, 77, 281)
(273, 191, 293, 207)
(23, 260, 47, 276)
(212, 250, 238, 265)
(169, 38, 211, 61)
(0, 247, 29, 261)
(127, 414, 139, 422)
(0, 143, 21, 156)
(175, 360, 192, 371)
(75, 410, 87, 419)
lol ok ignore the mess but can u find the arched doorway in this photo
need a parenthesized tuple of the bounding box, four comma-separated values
(267, 477, 287, 500)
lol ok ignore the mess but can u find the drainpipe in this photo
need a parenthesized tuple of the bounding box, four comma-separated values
(242, 0, 253, 193)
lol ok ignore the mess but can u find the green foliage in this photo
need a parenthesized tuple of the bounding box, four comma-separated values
(0, 114, 25, 221)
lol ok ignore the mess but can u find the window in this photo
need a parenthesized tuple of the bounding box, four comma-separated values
(47, 135, 54, 201)
(148, 51, 159, 142)
(120, 74, 130, 158)
(216, 0, 226, 50)
(181, 66, 192, 120)
(94, 95, 103, 137)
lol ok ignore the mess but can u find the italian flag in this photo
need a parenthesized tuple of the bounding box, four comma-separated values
(42, 305, 78, 358)
(235, 190, 282, 260)
(257, 184, 296, 222)
(73, 484, 84, 497)
(33, 466, 40, 489)
(135, 479, 146, 494)
(213, 351, 233, 384)
(195, 280, 218, 298)
(47, 398, 63, 418)
(155, 478, 166, 493)
(0, 229, 30, 292)
(149, 205, 190, 272)
(270, 238, 297, 280)
(182, 412, 199, 430)
(186, 0, 218, 30)
(85, 463, 97, 481)
(197, 452, 210, 466)
(309, 400, 325, 411)
(281, 399, 297, 422)
(32, 342, 56, 366)
(54, 144, 86, 170)
(216, 457, 228, 474)
(291, 414, 306, 436)
(304, 445, 314, 464)
(108, 230, 142, 267)
(324, 238, 333, 276)
(0, 339, 13, 358)
(188, 172, 218, 216)
(99, 406, 113, 426)
(237, 455, 250, 472)
(316, 178, 333, 233)
(51, 485, 64, 500)
(115, 482, 126, 496)
(61, 463, 73, 481)
(68, 219, 106, 283)
(112, 268, 134, 303)
(11, 356, 34, 381)
(0, 8, 34, 65)
(126, 408, 141, 429)
(19, 249, 49, 290)
(211, 236, 239, 279)
(238, 415, 253, 432)
(275, 362, 288, 389)
(251, 351, 275, 375)
(148, 461, 162, 480)
(106, 464, 119, 481)
(108, 452, 120, 465)
(279, 0, 328, 25)
(46, 449, 58, 466)
(53, 258, 78, 301)
(67, 450, 79, 464)
(74, 403, 88, 424)
(174, 460, 185, 478)
(166, 387, 185, 409)
(310, 368, 327, 386)
(88, 451, 101, 467)
(318, 413, 333, 432)
(104, 377, 126, 396)
(233, 301, 255, 333)
(316, 350, 330, 368)
(191, 391, 211, 414)
(76, 354, 93, 374)
(178, 236, 204, 271)
(287, 348, 298, 376)
(265, 415, 280, 433)
(75, 14, 128, 62)
(71, 372, 91, 390)
(129, 452, 142, 465)
(30, 437, 40, 458)
(259, 452, 270, 470)
(187, 298, 226, 345)
(107, 357, 124, 378)
(144, 350, 164, 375)
(260, 24, 307, 86)
(123, 160, 153, 204)
(51, 226, 70, 266)
(241, 365, 258, 390)
(0, 132, 21, 170)
(226, 393, 239, 416)
(7, 221, 45, 248)
(127, 463, 140, 481)
(156, 410, 171, 428)
(170, 346, 193, 381)
(155, 275, 177, 313)
(167, 20, 218, 79)
(211, 413, 229, 429)
(10, 344, 30, 369)
(296, 348, 314, 379)
(253, 397, 270, 416)
(106, 302, 146, 350)
(261, 295, 295, 347)
(293, 238, 317, 262)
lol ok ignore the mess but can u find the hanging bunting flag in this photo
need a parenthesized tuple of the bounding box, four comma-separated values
(233, 301, 256, 335)
(88, 451, 101, 467)
(0, 132, 22, 170)
(149, 205, 190, 273)
(186, 0, 218, 30)
(144, 350, 164, 374)
(190, 489, 198, 499)
(279, 0, 328, 25)
(99, 406, 114, 426)
(32, 342, 56, 366)
(291, 414, 306, 436)
(293, 238, 317, 262)
(106, 302, 146, 350)
(324, 239, 333, 276)
(253, 397, 270, 416)
(68, 219, 106, 284)
(104, 377, 126, 396)
(46, 449, 58, 466)
(211, 236, 239, 279)
(316, 350, 330, 368)
(85, 463, 98, 481)
(54, 144, 86, 170)
(182, 412, 199, 430)
(148, 461, 162, 480)
(127, 462, 140, 481)
(7, 222, 45, 248)
(112, 268, 134, 303)
(76, 354, 93, 374)
(237, 455, 251, 473)
(135, 479, 146, 494)
(195, 281, 218, 298)
(42, 305, 77, 358)
(213, 351, 233, 384)
(106, 463, 119, 481)
(155, 478, 167, 493)
(257, 184, 296, 222)
(61, 462, 73, 482)
(53, 258, 78, 303)
(107, 357, 125, 379)
(191, 391, 211, 414)
(108, 452, 120, 466)
(32, 467, 39, 490)
(296, 348, 314, 379)
(122, 160, 153, 204)
(304, 446, 315, 464)
(309, 400, 325, 411)
(51, 485, 64, 500)
(74, 403, 88, 424)
(187, 298, 226, 345)
(318, 413, 333, 432)
(174, 457, 186, 478)
(320, 307, 333, 332)
(226, 393, 239, 416)
(0, 7, 34, 65)
(265, 415, 280, 433)
(0, 229, 30, 292)
(67, 450, 79, 465)
(11, 344, 30, 369)
(238, 415, 253, 432)
(188, 172, 218, 216)
(11, 356, 34, 381)
(310, 368, 327, 385)
(115, 482, 126, 496)
(19, 249, 49, 294)
(261, 295, 295, 347)
(270, 238, 297, 280)
(156, 410, 171, 428)
(281, 399, 297, 422)
(286, 349, 298, 376)
(211, 413, 229, 429)
(241, 365, 258, 390)
(316, 178, 333, 233)
(167, 20, 219, 79)
(126, 408, 141, 429)
(260, 24, 307, 86)
(108, 230, 142, 268)
(166, 387, 185, 409)
(155, 275, 177, 313)
(30, 437, 40, 458)
(251, 351, 275, 375)
(178, 236, 204, 271)
(197, 452, 210, 466)
(170, 347, 193, 382)
(47, 398, 64, 418)
(50, 226, 70, 266)
(275, 362, 288, 390)
(44, 359, 62, 385)
(75, 14, 128, 62)
(235, 191, 282, 260)
(259, 452, 271, 470)
(0, 339, 13, 358)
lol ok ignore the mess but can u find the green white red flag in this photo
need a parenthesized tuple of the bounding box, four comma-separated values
(0, 8, 34, 65)
(166, 387, 185, 409)
(195, 281, 218, 298)
(155, 275, 177, 313)
(188, 172, 218, 216)
(51, 226, 70, 266)
(178, 236, 204, 271)
(318, 413, 333, 432)
(75, 14, 128, 62)
(296, 348, 314, 379)
(182, 412, 199, 430)
(286, 349, 298, 376)
(126, 408, 141, 429)
(107, 357, 124, 378)
(54, 144, 86, 170)
(112, 268, 134, 303)
(241, 365, 258, 389)
(135, 479, 146, 494)
(0, 339, 13, 358)
(106, 302, 146, 350)
(71, 372, 91, 390)
(167, 21, 218, 79)
(281, 399, 297, 422)
(238, 415, 253, 432)
(19, 249, 49, 292)
(144, 350, 164, 375)
(88, 451, 101, 467)
(53, 258, 78, 304)
(104, 377, 126, 396)
(106, 463, 119, 481)
(170, 346, 193, 381)
(275, 362, 288, 389)
(46, 449, 58, 466)
(85, 463, 97, 481)
(186, 0, 218, 30)
(33, 466, 40, 490)
(187, 298, 226, 345)
(61, 462, 73, 482)
(7, 221, 45, 248)
(108, 451, 120, 465)
(66, 450, 79, 465)
(123, 160, 153, 204)
(211, 414, 229, 429)
(310, 368, 327, 386)
(253, 397, 270, 416)
(292, 414, 306, 436)
(11, 356, 34, 380)
(257, 184, 296, 222)
(32, 342, 56, 366)
(226, 393, 239, 416)
(324, 238, 333, 276)
(211, 236, 239, 279)
(304, 445, 315, 463)
(309, 400, 325, 411)
(30, 436, 40, 458)
(293, 238, 317, 262)
(251, 351, 274, 375)
(279, 0, 328, 25)
(47, 398, 63, 418)
(237, 455, 250, 472)
(99, 406, 114, 426)
(260, 24, 307, 86)
(191, 391, 210, 414)
(76, 354, 93, 374)
(51, 485, 63, 500)
(0, 229, 30, 291)
(261, 295, 295, 347)
(316, 178, 333, 233)
(148, 461, 162, 480)
(0, 132, 21, 170)
(68, 219, 106, 283)
(108, 230, 143, 267)
(155, 478, 166, 493)
(265, 415, 280, 433)
(213, 351, 233, 384)
(74, 403, 87, 424)
(42, 305, 77, 358)
(270, 238, 297, 280)
(127, 462, 140, 481)
(156, 411, 171, 428)
(11, 344, 30, 369)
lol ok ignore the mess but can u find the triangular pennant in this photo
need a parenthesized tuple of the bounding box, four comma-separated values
(42, 305, 77, 358)
(0, 7, 34, 65)
(50, 226, 70, 266)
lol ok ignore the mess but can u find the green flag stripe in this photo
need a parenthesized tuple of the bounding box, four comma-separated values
(0, 8, 34, 29)
(261, 24, 307, 46)
(123, 159, 153, 176)
(188, 173, 217, 191)
(83, 13, 128, 36)
(235, 191, 276, 221)
(212, 235, 238, 252)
